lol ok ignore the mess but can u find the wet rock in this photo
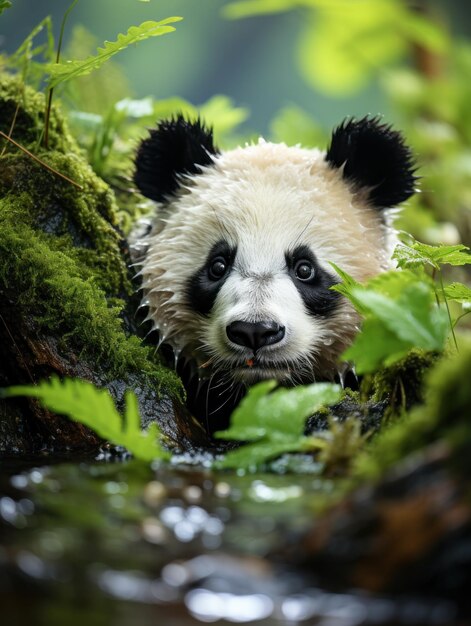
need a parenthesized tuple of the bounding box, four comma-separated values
(0, 74, 213, 454)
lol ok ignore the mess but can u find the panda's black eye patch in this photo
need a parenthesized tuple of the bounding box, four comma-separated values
(187, 240, 236, 316)
(286, 245, 341, 316)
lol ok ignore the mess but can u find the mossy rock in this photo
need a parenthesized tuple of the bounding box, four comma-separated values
(0, 73, 212, 454)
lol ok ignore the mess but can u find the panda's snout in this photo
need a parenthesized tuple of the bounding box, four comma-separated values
(226, 320, 285, 352)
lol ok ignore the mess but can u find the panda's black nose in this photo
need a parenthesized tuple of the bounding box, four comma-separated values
(226, 321, 285, 351)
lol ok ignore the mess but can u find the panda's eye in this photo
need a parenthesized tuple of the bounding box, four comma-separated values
(295, 260, 315, 281)
(208, 256, 228, 280)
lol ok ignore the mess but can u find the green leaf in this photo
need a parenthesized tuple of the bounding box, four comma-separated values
(0, 0, 12, 16)
(444, 282, 471, 304)
(394, 242, 471, 270)
(354, 284, 447, 349)
(216, 440, 303, 470)
(3, 378, 169, 462)
(343, 283, 448, 374)
(343, 318, 412, 373)
(46, 18, 182, 88)
(214, 381, 341, 469)
(367, 269, 427, 299)
(329, 262, 366, 312)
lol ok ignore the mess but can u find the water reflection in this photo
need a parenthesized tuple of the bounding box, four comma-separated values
(0, 459, 460, 626)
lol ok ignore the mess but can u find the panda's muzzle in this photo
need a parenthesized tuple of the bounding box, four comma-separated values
(226, 320, 285, 352)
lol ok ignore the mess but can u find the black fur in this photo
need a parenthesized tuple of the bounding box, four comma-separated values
(325, 116, 417, 209)
(134, 115, 219, 203)
(285, 245, 341, 316)
(186, 240, 237, 316)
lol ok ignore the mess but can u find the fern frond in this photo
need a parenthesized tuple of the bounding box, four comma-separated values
(3, 377, 169, 461)
(46, 18, 182, 88)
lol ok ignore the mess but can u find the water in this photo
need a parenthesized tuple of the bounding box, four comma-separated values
(0, 456, 458, 626)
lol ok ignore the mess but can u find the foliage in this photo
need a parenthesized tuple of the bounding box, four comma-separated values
(224, 0, 448, 95)
(332, 239, 471, 374)
(1, 5, 182, 146)
(214, 381, 341, 470)
(393, 241, 471, 271)
(354, 339, 471, 480)
(2, 378, 169, 461)
(342, 284, 448, 374)
(46, 18, 182, 89)
(0, 75, 180, 395)
(0, 0, 11, 17)
(69, 93, 249, 182)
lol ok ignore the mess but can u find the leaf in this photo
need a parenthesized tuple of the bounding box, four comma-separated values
(0, 0, 11, 16)
(343, 318, 412, 373)
(394, 242, 471, 270)
(216, 440, 303, 470)
(3, 377, 168, 462)
(343, 284, 448, 374)
(46, 18, 182, 88)
(7, 16, 55, 79)
(353, 285, 448, 349)
(444, 282, 471, 304)
(214, 381, 341, 469)
(329, 262, 366, 312)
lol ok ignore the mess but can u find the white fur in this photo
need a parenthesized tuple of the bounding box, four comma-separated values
(136, 141, 397, 382)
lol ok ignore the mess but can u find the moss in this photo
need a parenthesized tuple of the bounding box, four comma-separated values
(0, 74, 78, 154)
(0, 72, 181, 398)
(361, 349, 439, 418)
(354, 340, 471, 480)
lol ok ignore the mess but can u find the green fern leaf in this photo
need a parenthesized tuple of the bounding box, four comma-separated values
(3, 377, 169, 461)
(46, 18, 182, 88)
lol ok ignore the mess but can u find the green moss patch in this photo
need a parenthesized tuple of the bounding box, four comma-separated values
(0, 73, 181, 397)
(354, 341, 471, 480)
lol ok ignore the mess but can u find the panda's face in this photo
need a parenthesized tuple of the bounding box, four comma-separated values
(134, 116, 416, 389)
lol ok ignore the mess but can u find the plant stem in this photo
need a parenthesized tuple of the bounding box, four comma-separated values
(44, 0, 79, 148)
(0, 101, 20, 157)
(439, 271, 459, 352)
(0, 131, 83, 190)
(431, 267, 441, 307)
(452, 309, 471, 329)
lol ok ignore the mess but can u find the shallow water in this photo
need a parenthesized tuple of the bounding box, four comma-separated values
(0, 455, 458, 626)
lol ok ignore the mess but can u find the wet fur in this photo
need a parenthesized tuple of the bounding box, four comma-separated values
(133, 116, 416, 433)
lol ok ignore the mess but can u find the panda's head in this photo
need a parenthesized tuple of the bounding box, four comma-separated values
(133, 116, 416, 400)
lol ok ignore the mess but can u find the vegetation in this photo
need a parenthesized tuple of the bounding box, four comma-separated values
(0, 1, 470, 481)
(2, 377, 169, 461)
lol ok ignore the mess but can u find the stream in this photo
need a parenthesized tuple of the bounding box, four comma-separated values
(0, 455, 458, 626)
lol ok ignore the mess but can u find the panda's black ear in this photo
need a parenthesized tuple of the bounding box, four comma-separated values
(134, 115, 219, 202)
(325, 116, 417, 209)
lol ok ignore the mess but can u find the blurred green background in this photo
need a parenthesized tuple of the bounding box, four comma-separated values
(0, 0, 469, 133)
(1, 0, 471, 245)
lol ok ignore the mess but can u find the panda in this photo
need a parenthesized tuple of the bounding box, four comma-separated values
(132, 116, 416, 433)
